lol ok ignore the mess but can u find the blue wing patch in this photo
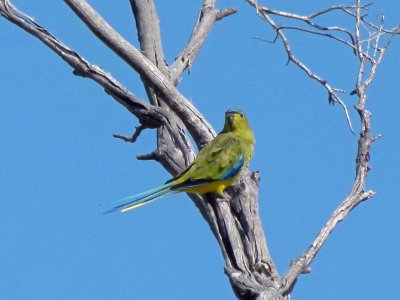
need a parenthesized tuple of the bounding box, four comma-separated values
(220, 154, 244, 180)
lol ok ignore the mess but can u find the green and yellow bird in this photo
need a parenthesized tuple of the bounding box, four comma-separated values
(107, 109, 255, 213)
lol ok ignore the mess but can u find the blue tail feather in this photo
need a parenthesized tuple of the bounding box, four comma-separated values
(104, 183, 174, 214)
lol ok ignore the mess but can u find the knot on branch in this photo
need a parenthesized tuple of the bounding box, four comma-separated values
(216, 8, 237, 20)
(289, 257, 311, 274)
(225, 267, 276, 300)
(251, 171, 261, 185)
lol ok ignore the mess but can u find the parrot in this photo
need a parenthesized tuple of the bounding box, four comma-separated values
(106, 108, 255, 213)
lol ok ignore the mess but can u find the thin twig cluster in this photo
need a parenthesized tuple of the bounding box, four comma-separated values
(247, 0, 399, 133)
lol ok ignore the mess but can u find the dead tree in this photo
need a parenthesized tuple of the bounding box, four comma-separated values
(0, 0, 398, 299)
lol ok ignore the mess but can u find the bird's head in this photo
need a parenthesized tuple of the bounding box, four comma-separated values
(223, 109, 250, 132)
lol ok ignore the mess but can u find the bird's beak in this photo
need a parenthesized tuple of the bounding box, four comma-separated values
(228, 114, 234, 127)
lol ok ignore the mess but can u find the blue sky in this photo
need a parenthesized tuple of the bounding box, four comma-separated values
(1, 1, 399, 299)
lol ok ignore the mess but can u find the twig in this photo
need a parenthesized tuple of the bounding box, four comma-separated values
(113, 124, 147, 143)
(137, 150, 158, 161)
(276, 26, 356, 50)
(170, 1, 236, 84)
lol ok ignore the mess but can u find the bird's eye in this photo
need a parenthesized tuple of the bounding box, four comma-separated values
(240, 113, 244, 118)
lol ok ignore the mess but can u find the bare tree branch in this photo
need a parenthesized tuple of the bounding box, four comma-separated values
(113, 124, 148, 143)
(246, 0, 355, 132)
(245, 0, 399, 296)
(217, 170, 283, 300)
(280, 189, 375, 295)
(127, 0, 237, 175)
(130, 0, 169, 77)
(64, 0, 215, 148)
(129, 0, 196, 177)
(170, 1, 236, 84)
(0, 0, 165, 126)
(0, 0, 200, 176)
(275, 26, 356, 50)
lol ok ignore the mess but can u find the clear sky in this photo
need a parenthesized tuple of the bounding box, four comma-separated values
(1, 1, 399, 299)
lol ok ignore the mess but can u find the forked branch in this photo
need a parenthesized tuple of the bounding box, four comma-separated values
(64, 0, 215, 148)
(170, 1, 236, 84)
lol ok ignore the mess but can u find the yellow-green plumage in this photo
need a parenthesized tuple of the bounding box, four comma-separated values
(106, 109, 255, 213)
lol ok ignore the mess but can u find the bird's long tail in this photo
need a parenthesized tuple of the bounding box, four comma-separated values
(104, 183, 175, 214)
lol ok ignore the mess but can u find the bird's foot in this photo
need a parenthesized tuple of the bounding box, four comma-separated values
(204, 192, 230, 205)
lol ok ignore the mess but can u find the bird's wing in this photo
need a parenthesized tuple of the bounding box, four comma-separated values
(203, 134, 244, 180)
(171, 133, 245, 190)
